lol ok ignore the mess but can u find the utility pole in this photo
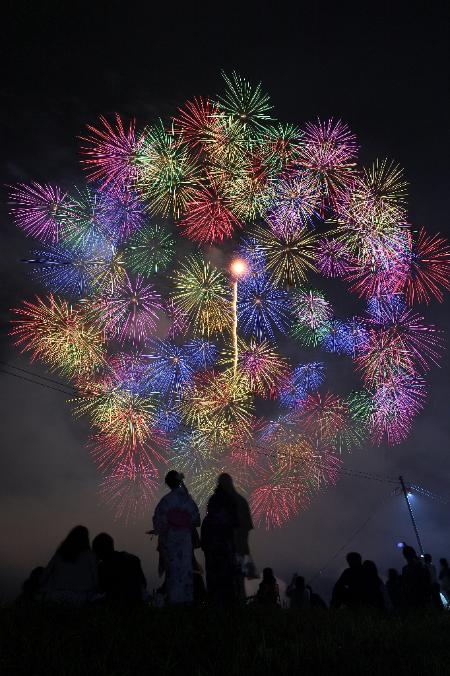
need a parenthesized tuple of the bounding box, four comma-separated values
(399, 475, 424, 556)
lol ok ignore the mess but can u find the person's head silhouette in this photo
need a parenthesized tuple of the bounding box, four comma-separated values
(92, 533, 115, 560)
(262, 567, 276, 583)
(165, 470, 184, 490)
(217, 473, 235, 492)
(57, 525, 90, 562)
(346, 552, 362, 568)
(424, 553, 432, 564)
(295, 575, 306, 592)
(402, 545, 417, 563)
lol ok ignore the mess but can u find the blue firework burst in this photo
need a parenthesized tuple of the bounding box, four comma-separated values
(320, 319, 354, 355)
(238, 274, 290, 340)
(144, 340, 196, 399)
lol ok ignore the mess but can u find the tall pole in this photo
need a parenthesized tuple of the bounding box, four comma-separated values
(399, 475, 424, 556)
(232, 279, 238, 374)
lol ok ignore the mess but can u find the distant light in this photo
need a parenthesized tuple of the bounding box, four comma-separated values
(397, 542, 405, 549)
(230, 258, 249, 278)
(407, 492, 413, 499)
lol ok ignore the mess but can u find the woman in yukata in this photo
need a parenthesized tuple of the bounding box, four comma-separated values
(152, 470, 200, 604)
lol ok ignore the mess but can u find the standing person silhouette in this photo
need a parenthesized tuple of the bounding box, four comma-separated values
(151, 471, 200, 605)
(40, 525, 97, 606)
(201, 474, 253, 604)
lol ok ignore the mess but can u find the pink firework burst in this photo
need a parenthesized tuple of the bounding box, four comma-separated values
(163, 299, 189, 339)
(345, 250, 409, 299)
(9, 182, 70, 244)
(97, 274, 162, 344)
(295, 391, 349, 448)
(315, 238, 352, 278)
(177, 180, 242, 244)
(267, 169, 321, 234)
(403, 228, 450, 305)
(90, 429, 169, 474)
(98, 457, 160, 523)
(80, 114, 144, 192)
(298, 119, 358, 211)
(370, 372, 426, 445)
(250, 478, 306, 529)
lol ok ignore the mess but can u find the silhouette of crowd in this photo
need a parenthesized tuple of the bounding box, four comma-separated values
(19, 470, 450, 614)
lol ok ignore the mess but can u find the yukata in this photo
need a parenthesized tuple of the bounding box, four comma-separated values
(153, 486, 200, 604)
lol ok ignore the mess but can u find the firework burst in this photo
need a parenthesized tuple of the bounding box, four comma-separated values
(172, 255, 231, 336)
(9, 182, 71, 244)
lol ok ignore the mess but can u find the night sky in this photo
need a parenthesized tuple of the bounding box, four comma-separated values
(1, 1, 449, 600)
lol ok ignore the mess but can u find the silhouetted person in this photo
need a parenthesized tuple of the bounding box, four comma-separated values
(286, 574, 310, 609)
(193, 555, 207, 603)
(424, 553, 442, 609)
(92, 533, 147, 604)
(401, 545, 431, 609)
(18, 567, 44, 603)
(306, 585, 327, 610)
(152, 471, 200, 605)
(201, 475, 239, 605)
(40, 525, 97, 606)
(386, 569, 402, 608)
(439, 558, 450, 606)
(256, 568, 280, 606)
(216, 473, 254, 599)
(331, 552, 365, 609)
(362, 560, 390, 610)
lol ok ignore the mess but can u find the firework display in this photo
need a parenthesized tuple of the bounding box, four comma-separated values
(9, 72, 448, 527)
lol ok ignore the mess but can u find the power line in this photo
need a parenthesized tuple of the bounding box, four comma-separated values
(308, 494, 391, 584)
(0, 363, 444, 497)
(0, 368, 74, 395)
(0, 360, 75, 389)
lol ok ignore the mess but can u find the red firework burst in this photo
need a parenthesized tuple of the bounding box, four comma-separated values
(177, 180, 242, 244)
(403, 228, 450, 304)
(173, 97, 220, 155)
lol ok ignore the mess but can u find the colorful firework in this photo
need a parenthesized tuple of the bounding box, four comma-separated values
(403, 228, 450, 305)
(9, 182, 70, 244)
(10, 73, 448, 527)
(80, 114, 144, 191)
(173, 97, 220, 155)
(177, 179, 242, 244)
(172, 254, 231, 336)
(95, 274, 162, 344)
(254, 224, 317, 286)
(135, 119, 199, 218)
(11, 294, 105, 377)
(99, 458, 160, 522)
(182, 370, 253, 443)
(238, 274, 290, 340)
(316, 238, 352, 278)
(298, 118, 358, 210)
(291, 288, 333, 329)
(123, 222, 174, 278)
(267, 169, 321, 233)
(217, 71, 273, 134)
(238, 339, 289, 397)
(144, 339, 197, 399)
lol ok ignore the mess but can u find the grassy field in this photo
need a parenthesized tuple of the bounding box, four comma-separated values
(1, 603, 449, 676)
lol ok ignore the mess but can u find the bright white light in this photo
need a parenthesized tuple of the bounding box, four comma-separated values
(397, 542, 404, 549)
(230, 258, 249, 278)
(407, 492, 413, 499)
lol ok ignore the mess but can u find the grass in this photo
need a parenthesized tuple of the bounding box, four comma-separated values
(1, 603, 449, 676)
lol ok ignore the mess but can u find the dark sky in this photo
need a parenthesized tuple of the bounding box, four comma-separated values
(1, 1, 449, 600)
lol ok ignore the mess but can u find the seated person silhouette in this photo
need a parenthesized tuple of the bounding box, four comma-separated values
(92, 533, 147, 603)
